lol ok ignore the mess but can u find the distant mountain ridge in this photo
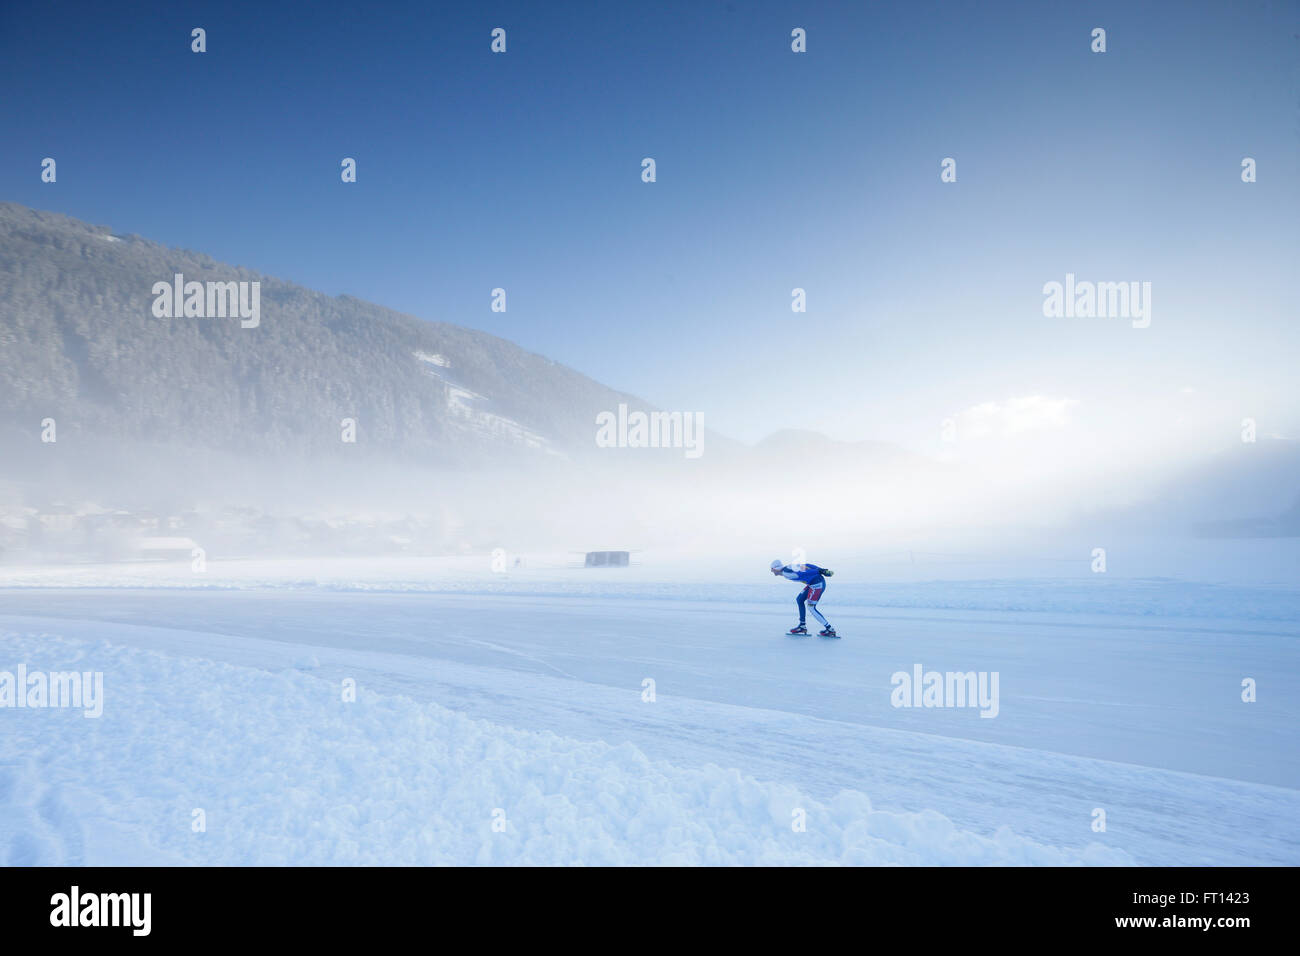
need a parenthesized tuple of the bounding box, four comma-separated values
(753, 429, 933, 470)
(0, 202, 654, 467)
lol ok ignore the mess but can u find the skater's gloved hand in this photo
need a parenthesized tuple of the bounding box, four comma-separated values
(823, 569, 834, 577)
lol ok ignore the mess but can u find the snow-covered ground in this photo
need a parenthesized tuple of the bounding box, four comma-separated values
(1, 552, 1296, 865)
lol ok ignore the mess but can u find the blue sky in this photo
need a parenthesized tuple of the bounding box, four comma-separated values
(2, 0, 1296, 451)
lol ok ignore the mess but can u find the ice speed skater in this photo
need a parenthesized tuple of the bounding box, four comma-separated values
(770, 559, 838, 637)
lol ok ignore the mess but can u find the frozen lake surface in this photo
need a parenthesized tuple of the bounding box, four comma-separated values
(1, 554, 1296, 865)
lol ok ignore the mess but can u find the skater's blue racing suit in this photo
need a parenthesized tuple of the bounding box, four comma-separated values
(779, 564, 832, 629)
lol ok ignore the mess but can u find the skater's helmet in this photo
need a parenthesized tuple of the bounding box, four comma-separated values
(770, 558, 784, 571)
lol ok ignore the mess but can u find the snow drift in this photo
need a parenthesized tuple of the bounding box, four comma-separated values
(1, 631, 1129, 866)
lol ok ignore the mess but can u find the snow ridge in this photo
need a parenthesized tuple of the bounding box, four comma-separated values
(0, 633, 1130, 866)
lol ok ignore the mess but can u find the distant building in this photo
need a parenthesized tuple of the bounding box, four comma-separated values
(584, 550, 629, 568)
(137, 536, 200, 561)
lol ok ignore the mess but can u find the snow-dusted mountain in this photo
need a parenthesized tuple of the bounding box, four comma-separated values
(0, 202, 651, 469)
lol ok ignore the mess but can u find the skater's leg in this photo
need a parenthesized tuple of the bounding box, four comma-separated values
(806, 582, 830, 628)
(796, 586, 808, 625)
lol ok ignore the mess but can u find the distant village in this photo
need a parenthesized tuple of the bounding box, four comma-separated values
(0, 502, 474, 564)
